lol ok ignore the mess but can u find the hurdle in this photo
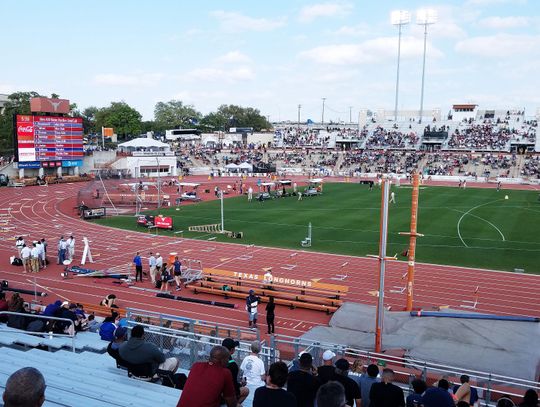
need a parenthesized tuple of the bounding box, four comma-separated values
(389, 272, 408, 294)
(281, 252, 298, 270)
(460, 286, 480, 309)
(331, 261, 349, 281)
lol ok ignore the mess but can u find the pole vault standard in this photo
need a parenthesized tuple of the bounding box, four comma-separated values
(220, 190, 224, 233)
(368, 178, 396, 353)
(399, 173, 423, 311)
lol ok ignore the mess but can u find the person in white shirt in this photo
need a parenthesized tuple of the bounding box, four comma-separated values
(148, 252, 157, 284)
(35, 241, 44, 269)
(30, 242, 40, 273)
(389, 191, 396, 204)
(240, 340, 266, 388)
(15, 237, 25, 257)
(248, 186, 253, 202)
(20, 244, 31, 273)
(67, 236, 75, 261)
(263, 269, 273, 289)
(155, 253, 163, 273)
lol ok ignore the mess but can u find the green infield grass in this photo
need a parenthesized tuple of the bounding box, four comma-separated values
(93, 183, 540, 273)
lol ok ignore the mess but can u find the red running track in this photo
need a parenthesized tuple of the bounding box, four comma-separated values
(0, 179, 539, 342)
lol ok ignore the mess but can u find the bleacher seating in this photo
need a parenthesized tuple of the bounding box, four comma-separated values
(0, 347, 182, 406)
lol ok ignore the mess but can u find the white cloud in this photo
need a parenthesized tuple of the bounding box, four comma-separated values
(332, 23, 370, 37)
(299, 36, 444, 65)
(455, 34, 540, 57)
(187, 66, 254, 82)
(299, 2, 353, 23)
(216, 51, 252, 64)
(93, 73, 164, 87)
(210, 10, 286, 32)
(478, 16, 531, 29)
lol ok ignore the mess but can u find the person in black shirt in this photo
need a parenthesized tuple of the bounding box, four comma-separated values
(318, 350, 337, 385)
(222, 337, 249, 404)
(253, 361, 296, 407)
(334, 358, 362, 407)
(370, 368, 405, 407)
(266, 296, 275, 334)
(288, 353, 320, 407)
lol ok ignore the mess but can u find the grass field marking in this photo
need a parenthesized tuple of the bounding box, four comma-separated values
(451, 208, 506, 244)
(456, 199, 504, 248)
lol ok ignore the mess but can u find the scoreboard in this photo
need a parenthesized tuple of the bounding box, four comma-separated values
(15, 114, 84, 163)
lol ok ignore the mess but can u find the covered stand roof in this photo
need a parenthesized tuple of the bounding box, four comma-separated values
(118, 138, 170, 150)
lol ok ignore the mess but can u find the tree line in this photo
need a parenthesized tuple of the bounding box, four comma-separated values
(0, 91, 271, 154)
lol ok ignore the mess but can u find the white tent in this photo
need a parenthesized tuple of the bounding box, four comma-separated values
(225, 163, 239, 169)
(238, 162, 253, 171)
(118, 138, 170, 150)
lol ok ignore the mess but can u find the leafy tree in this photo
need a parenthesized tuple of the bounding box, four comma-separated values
(95, 101, 142, 139)
(0, 91, 42, 154)
(154, 100, 201, 131)
(202, 104, 270, 131)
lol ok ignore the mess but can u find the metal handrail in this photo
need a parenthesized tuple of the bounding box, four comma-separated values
(0, 311, 76, 352)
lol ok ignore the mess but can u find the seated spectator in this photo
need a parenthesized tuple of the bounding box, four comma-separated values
(0, 292, 8, 323)
(453, 374, 478, 406)
(253, 361, 296, 407)
(2, 367, 46, 407)
(86, 314, 100, 332)
(177, 345, 237, 407)
(369, 368, 405, 407)
(7, 293, 28, 330)
(333, 358, 361, 407)
(287, 352, 320, 407)
(422, 379, 454, 407)
(55, 302, 79, 335)
(318, 350, 337, 385)
(239, 340, 266, 388)
(316, 380, 348, 407)
(520, 389, 539, 407)
(42, 300, 62, 317)
(406, 379, 427, 407)
(119, 324, 179, 377)
(358, 363, 380, 407)
(99, 312, 119, 341)
(107, 326, 128, 366)
(222, 337, 249, 404)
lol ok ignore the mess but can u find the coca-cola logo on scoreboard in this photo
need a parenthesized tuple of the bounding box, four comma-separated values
(17, 125, 34, 135)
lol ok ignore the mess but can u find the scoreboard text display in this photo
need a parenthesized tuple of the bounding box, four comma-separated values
(15, 114, 83, 163)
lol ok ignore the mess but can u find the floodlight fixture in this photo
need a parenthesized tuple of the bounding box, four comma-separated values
(391, 10, 410, 122)
(416, 9, 438, 25)
(391, 10, 411, 26)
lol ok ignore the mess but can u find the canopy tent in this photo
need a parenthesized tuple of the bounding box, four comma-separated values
(225, 163, 239, 169)
(238, 162, 253, 170)
(306, 178, 324, 184)
(118, 138, 170, 151)
(277, 180, 292, 185)
(260, 182, 275, 186)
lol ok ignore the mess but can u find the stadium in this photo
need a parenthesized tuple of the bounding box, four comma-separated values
(1, 2, 539, 407)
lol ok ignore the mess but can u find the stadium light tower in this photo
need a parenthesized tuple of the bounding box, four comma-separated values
(321, 98, 326, 125)
(416, 8, 437, 124)
(391, 10, 411, 122)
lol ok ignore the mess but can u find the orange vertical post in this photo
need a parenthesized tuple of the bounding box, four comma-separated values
(404, 173, 422, 311)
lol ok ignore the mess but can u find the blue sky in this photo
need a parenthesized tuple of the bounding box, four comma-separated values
(3, 0, 539, 121)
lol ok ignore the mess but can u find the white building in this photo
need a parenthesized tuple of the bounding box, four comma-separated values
(116, 138, 178, 177)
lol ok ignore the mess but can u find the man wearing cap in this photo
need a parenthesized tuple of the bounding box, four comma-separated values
(107, 326, 128, 366)
(246, 290, 260, 329)
(287, 352, 320, 407)
(334, 358, 362, 407)
(222, 338, 249, 404)
(318, 350, 337, 385)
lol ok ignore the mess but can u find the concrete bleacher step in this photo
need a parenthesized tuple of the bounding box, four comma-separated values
(0, 347, 181, 406)
(0, 325, 108, 353)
